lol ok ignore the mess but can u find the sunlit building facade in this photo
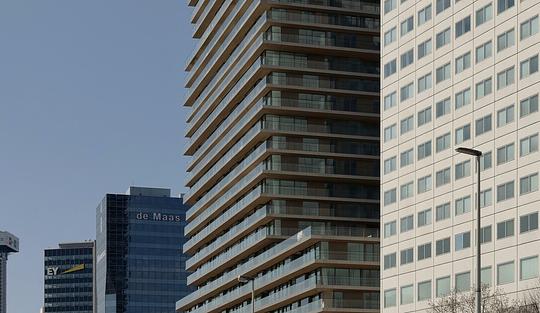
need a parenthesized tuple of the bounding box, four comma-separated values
(381, 0, 540, 311)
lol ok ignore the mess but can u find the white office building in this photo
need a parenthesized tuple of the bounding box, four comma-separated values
(381, 0, 540, 311)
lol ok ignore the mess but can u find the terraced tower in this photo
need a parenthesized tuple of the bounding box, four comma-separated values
(178, 1, 381, 312)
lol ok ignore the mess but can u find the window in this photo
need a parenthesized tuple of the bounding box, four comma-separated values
(455, 16, 471, 38)
(497, 28, 515, 52)
(480, 151, 492, 171)
(418, 208, 432, 227)
(475, 114, 492, 136)
(455, 88, 471, 109)
(520, 55, 539, 79)
(496, 143, 514, 165)
(455, 195, 471, 216)
(455, 161, 471, 180)
(384, 253, 397, 269)
(418, 140, 432, 160)
(418, 106, 432, 126)
(401, 16, 414, 36)
(436, 28, 451, 49)
(455, 272, 471, 292)
(384, 124, 397, 142)
(480, 189, 492, 208)
(384, 221, 397, 238)
(400, 116, 414, 135)
(497, 219, 514, 239)
(497, 181, 514, 202)
(401, 248, 414, 265)
(476, 78, 492, 99)
(455, 52, 471, 74)
(436, 133, 451, 152)
(436, 276, 450, 297)
(401, 285, 414, 305)
(436, 0, 451, 14)
(497, 0, 514, 14)
(418, 280, 431, 301)
(520, 256, 539, 281)
(476, 4, 493, 27)
(401, 49, 414, 69)
(384, 289, 396, 308)
(384, 0, 397, 14)
(418, 242, 432, 260)
(497, 105, 514, 127)
(418, 5, 432, 26)
(455, 124, 471, 144)
(497, 261, 514, 285)
(520, 173, 538, 195)
(436, 237, 450, 255)
(455, 231, 471, 251)
(384, 91, 397, 110)
(384, 188, 396, 205)
(480, 225, 492, 244)
(418, 175, 432, 194)
(436, 202, 451, 221)
(384, 27, 397, 46)
(482, 267, 492, 287)
(520, 134, 539, 156)
(497, 66, 515, 90)
(384, 156, 397, 174)
(400, 181, 414, 200)
(418, 39, 432, 59)
(521, 16, 539, 41)
(384, 59, 397, 78)
(436, 167, 451, 187)
(418, 73, 432, 93)
(520, 212, 539, 233)
(436, 63, 451, 83)
(401, 82, 414, 102)
(436, 97, 451, 118)
(400, 215, 414, 233)
(520, 94, 538, 117)
(476, 41, 492, 63)
(401, 149, 414, 167)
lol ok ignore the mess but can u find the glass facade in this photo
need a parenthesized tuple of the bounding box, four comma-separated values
(43, 242, 95, 313)
(96, 187, 191, 313)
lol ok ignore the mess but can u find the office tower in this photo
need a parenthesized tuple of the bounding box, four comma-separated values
(178, 1, 381, 313)
(44, 242, 96, 313)
(381, 0, 540, 311)
(96, 186, 191, 313)
(0, 231, 19, 313)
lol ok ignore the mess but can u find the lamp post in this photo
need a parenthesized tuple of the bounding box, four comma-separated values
(456, 147, 482, 313)
(238, 275, 255, 313)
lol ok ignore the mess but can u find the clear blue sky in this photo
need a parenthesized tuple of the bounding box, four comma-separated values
(0, 1, 194, 312)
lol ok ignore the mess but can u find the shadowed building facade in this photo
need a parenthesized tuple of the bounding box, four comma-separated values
(96, 187, 191, 313)
(177, 1, 382, 312)
(43, 242, 95, 313)
(0, 231, 19, 313)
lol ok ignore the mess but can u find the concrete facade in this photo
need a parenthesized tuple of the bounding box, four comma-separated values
(381, 0, 540, 311)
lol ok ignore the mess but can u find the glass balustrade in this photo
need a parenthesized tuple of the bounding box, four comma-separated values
(269, 0, 380, 14)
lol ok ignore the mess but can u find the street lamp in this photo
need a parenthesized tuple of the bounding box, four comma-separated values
(456, 147, 482, 313)
(238, 275, 255, 313)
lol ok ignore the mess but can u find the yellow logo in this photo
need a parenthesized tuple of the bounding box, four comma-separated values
(61, 264, 85, 275)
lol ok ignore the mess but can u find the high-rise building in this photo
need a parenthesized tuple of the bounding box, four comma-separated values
(96, 186, 191, 313)
(381, 0, 540, 311)
(178, 1, 381, 313)
(0, 231, 19, 313)
(43, 241, 96, 313)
